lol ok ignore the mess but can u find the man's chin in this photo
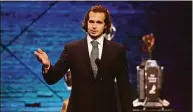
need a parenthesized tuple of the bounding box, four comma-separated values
(89, 34, 102, 39)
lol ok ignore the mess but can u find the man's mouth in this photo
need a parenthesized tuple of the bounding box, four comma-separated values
(91, 30, 97, 34)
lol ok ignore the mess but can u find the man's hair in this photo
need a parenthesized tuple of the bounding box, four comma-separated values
(82, 5, 112, 34)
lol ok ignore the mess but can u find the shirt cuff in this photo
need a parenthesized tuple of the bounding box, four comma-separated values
(43, 64, 50, 74)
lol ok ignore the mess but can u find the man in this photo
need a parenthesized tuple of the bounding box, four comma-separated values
(34, 5, 133, 112)
(61, 24, 122, 112)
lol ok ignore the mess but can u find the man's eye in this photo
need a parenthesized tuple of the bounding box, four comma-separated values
(89, 20, 94, 23)
(97, 21, 103, 24)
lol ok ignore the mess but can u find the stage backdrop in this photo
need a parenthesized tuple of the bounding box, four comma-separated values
(1, 1, 192, 112)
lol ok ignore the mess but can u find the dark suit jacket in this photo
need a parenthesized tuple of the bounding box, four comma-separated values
(42, 38, 133, 112)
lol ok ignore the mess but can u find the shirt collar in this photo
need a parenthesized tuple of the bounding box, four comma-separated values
(87, 34, 105, 46)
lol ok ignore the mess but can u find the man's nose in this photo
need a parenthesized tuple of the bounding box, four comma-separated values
(92, 23, 97, 29)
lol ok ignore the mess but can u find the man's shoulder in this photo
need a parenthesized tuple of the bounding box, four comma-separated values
(108, 40, 125, 49)
(65, 38, 85, 48)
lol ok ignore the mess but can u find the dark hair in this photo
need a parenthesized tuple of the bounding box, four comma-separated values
(82, 5, 112, 34)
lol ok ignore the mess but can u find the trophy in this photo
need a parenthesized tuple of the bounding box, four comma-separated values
(141, 33, 155, 60)
(133, 33, 170, 110)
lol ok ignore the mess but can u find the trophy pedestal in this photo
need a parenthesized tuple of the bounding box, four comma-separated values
(133, 60, 170, 110)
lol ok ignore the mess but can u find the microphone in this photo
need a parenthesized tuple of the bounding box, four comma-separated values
(95, 58, 101, 68)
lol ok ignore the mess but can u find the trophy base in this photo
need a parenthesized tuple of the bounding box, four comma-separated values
(133, 97, 170, 110)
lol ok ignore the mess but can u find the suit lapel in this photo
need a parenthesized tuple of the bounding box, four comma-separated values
(97, 39, 111, 77)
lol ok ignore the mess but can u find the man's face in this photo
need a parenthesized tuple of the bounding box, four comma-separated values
(87, 11, 106, 39)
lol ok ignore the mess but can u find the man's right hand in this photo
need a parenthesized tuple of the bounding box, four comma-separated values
(34, 48, 50, 68)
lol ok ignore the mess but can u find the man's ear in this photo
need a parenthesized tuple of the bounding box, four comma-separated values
(103, 26, 107, 34)
(104, 26, 107, 30)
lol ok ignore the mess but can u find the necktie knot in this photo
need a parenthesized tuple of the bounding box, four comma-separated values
(91, 40, 99, 48)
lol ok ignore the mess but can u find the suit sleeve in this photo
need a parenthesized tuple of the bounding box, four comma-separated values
(116, 47, 133, 112)
(42, 44, 70, 85)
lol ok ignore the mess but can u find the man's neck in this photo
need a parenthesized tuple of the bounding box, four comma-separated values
(87, 34, 105, 40)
